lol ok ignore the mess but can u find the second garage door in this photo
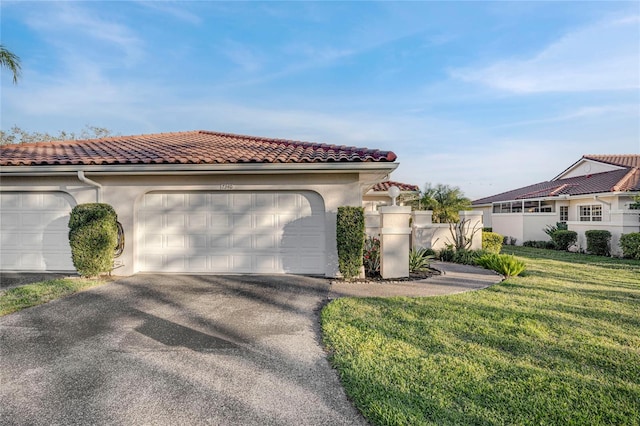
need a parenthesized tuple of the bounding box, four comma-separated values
(137, 191, 326, 274)
(0, 191, 75, 272)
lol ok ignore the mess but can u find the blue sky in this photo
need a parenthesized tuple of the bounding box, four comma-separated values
(1, 1, 639, 200)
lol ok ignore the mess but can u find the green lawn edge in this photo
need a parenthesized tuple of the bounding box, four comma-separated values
(321, 246, 640, 426)
(0, 278, 106, 316)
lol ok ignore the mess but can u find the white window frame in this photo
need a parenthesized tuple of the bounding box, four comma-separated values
(579, 204, 602, 222)
(559, 206, 568, 222)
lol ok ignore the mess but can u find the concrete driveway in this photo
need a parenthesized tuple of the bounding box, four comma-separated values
(0, 275, 367, 425)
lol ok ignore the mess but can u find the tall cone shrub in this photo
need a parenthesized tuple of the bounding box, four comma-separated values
(336, 206, 365, 279)
(68, 203, 118, 277)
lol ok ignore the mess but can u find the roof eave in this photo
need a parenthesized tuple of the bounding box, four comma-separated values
(0, 161, 399, 176)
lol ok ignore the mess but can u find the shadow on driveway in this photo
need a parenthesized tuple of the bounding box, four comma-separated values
(0, 274, 367, 425)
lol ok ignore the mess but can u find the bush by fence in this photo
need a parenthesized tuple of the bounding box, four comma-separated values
(337, 206, 365, 279)
(585, 230, 611, 256)
(552, 230, 577, 251)
(620, 233, 640, 260)
(482, 232, 503, 254)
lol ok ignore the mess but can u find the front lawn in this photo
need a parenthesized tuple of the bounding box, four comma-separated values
(0, 278, 104, 316)
(321, 246, 640, 425)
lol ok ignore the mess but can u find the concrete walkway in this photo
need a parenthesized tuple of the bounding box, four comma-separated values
(328, 261, 503, 299)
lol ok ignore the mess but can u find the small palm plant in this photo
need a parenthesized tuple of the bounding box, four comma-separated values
(409, 248, 435, 272)
(476, 253, 526, 278)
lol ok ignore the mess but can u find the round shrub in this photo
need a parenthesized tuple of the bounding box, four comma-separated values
(585, 230, 611, 256)
(620, 233, 640, 260)
(552, 230, 577, 251)
(482, 231, 503, 254)
(68, 203, 118, 277)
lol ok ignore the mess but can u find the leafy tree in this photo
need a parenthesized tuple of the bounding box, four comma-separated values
(1, 125, 114, 145)
(412, 183, 472, 223)
(0, 44, 21, 84)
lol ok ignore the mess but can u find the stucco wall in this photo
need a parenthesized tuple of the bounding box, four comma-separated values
(492, 214, 524, 245)
(1, 172, 364, 277)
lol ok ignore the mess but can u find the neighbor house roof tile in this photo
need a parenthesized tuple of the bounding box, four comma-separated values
(472, 168, 639, 205)
(582, 154, 640, 168)
(0, 130, 397, 166)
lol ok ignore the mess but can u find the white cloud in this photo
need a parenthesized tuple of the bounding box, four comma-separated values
(25, 3, 144, 64)
(491, 104, 640, 129)
(451, 15, 640, 93)
(218, 40, 266, 73)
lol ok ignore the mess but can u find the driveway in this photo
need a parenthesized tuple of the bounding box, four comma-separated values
(0, 275, 367, 425)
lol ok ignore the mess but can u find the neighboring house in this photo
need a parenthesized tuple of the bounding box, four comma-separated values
(362, 180, 420, 211)
(472, 155, 640, 255)
(0, 130, 397, 277)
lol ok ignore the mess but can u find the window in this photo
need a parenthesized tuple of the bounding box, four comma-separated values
(493, 201, 523, 213)
(560, 206, 568, 222)
(493, 200, 556, 214)
(579, 204, 602, 222)
(524, 200, 555, 213)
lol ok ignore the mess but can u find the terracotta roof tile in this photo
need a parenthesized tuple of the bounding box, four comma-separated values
(583, 154, 640, 168)
(371, 180, 420, 192)
(473, 168, 639, 205)
(0, 130, 397, 167)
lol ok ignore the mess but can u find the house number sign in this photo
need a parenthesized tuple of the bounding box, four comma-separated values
(219, 184, 234, 190)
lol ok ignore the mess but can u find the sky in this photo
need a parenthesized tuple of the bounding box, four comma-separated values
(1, 1, 639, 200)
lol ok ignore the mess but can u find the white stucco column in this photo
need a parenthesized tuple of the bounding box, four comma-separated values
(411, 210, 433, 249)
(380, 205, 411, 279)
(458, 210, 484, 250)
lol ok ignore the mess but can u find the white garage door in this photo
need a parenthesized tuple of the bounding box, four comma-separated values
(0, 192, 75, 272)
(137, 191, 326, 274)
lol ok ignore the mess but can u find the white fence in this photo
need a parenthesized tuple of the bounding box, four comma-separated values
(365, 210, 483, 251)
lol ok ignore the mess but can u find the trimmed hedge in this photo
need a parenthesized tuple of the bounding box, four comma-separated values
(523, 240, 556, 250)
(482, 232, 503, 254)
(585, 230, 611, 256)
(68, 203, 118, 277)
(552, 230, 577, 251)
(620, 233, 640, 260)
(336, 206, 365, 279)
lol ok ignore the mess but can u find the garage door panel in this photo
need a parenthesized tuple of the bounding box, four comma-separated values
(232, 194, 252, 209)
(144, 234, 163, 249)
(0, 192, 75, 272)
(211, 214, 230, 227)
(144, 193, 164, 208)
(210, 235, 231, 249)
(167, 234, 186, 248)
(232, 234, 253, 249)
(255, 214, 275, 228)
(254, 193, 276, 208)
(255, 234, 277, 249)
(1, 232, 19, 247)
(166, 214, 186, 229)
(138, 191, 325, 274)
(187, 214, 207, 229)
(189, 234, 207, 248)
(187, 256, 208, 270)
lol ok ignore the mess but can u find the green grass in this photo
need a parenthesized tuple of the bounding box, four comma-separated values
(321, 246, 640, 425)
(0, 278, 105, 316)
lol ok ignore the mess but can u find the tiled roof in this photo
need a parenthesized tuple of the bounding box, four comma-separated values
(0, 130, 397, 166)
(371, 180, 420, 192)
(583, 154, 640, 168)
(473, 168, 640, 205)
